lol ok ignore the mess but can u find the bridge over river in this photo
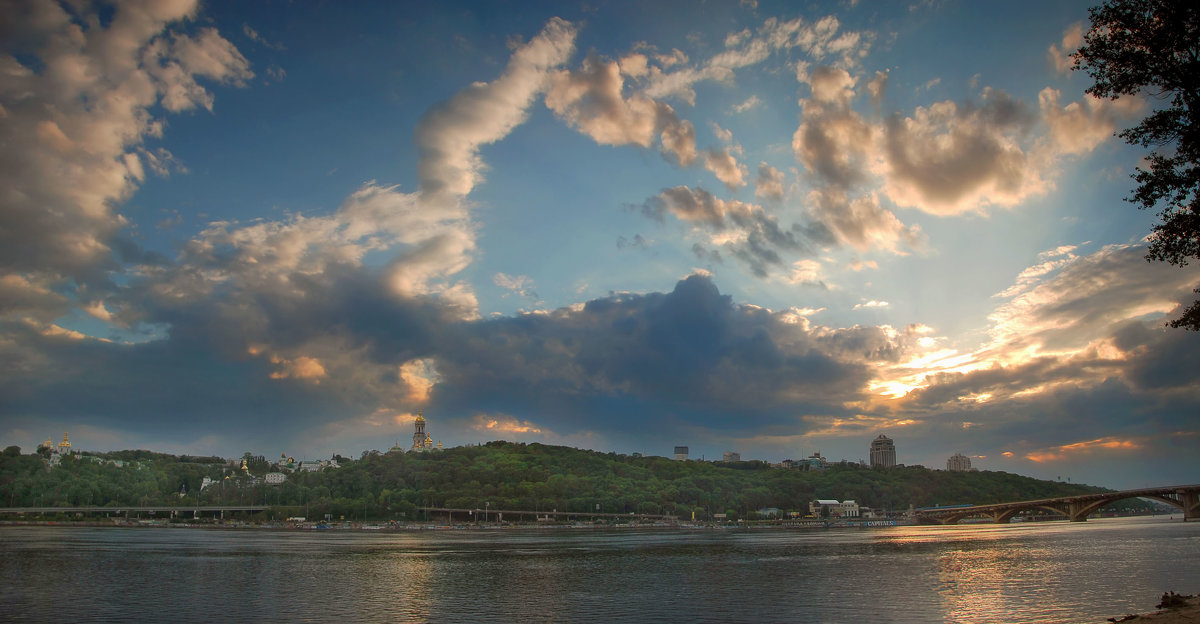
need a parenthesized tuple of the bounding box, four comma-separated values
(914, 484, 1200, 525)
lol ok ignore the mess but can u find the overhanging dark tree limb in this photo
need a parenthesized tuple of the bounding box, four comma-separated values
(1073, 0, 1200, 329)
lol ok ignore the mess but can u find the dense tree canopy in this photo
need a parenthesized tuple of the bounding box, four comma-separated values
(0, 442, 1118, 521)
(1073, 0, 1200, 329)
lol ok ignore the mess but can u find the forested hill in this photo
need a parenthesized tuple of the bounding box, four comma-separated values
(1, 441, 1111, 520)
(378, 441, 1107, 516)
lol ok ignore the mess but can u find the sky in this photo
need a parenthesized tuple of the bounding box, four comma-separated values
(1, 0, 1197, 490)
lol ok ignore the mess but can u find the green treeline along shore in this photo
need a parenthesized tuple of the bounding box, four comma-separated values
(0, 442, 1137, 522)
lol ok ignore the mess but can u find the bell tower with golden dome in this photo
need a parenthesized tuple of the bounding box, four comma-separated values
(411, 411, 431, 451)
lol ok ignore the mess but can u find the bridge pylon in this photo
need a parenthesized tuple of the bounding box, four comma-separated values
(1182, 490, 1199, 522)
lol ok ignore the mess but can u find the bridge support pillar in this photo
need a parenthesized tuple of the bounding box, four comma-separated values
(1183, 491, 1199, 521)
(1068, 503, 1088, 522)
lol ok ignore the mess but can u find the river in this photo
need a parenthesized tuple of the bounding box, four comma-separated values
(2, 516, 1197, 622)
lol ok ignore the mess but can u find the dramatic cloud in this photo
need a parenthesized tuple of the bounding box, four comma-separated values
(985, 243, 1198, 353)
(0, 15, 583, 453)
(639, 186, 806, 276)
(643, 15, 872, 104)
(1038, 87, 1143, 156)
(546, 14, 870, 190)
(754, 163, 786, 201)
(545, 55, 697, 165)
(418, 17, 577, 197)
(804, 189, 924, 253)
(1, 273, 908, 453)
(791, 62, 1134, 225)
(471, 413, 544, 435)
(808, 244, 1200, 484)
(880, 89, 1046, 215)
(792, 65, 922, 255)
(1048, 22, 1083, 74)
(431, 274, 905, 442)
(0, 0, 250, 291)
(703, 147, 749, 190)
(794, 68, 874, 188)
(4, 3, 1196, 488)
(878, 243, 1200, 415)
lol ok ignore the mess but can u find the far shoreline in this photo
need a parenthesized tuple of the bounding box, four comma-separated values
(0, 512, 1185, 532)
(0, 518, 897, 531)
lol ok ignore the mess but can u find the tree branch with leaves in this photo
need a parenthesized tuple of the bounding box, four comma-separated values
(1073, 0, 1200, 329)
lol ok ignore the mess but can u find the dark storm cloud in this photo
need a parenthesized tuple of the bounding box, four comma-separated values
(428, 274, 896, 440)
(1, 270, 899, 450)
(0, 319, 348, 439)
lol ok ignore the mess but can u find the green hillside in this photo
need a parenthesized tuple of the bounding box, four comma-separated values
(1, 441, 1117, 521)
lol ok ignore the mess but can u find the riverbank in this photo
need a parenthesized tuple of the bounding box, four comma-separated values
(0, 519, 855, 531)
(0, 516, 915, 530)
(1107, 593, 1199, 622)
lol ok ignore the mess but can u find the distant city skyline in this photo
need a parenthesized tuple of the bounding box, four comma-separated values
(2, 0, 1198, 491)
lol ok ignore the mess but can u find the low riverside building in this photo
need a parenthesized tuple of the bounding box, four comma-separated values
(810, 499, 860, 518)
(811, 499, 838, 516)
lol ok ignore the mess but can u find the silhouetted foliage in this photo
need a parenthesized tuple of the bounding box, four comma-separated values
(1073, 0, 1200, 329)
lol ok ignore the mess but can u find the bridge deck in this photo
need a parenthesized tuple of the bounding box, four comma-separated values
(914, 484, 1200, 524)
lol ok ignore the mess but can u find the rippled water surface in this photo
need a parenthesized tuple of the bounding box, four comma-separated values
(2, 516, 1198, 622)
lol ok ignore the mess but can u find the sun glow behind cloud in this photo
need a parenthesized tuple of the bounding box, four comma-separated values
(1025, 436, 1141, 463)
(865, 242, 1198, 412)
(472, 413, 544, 435)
